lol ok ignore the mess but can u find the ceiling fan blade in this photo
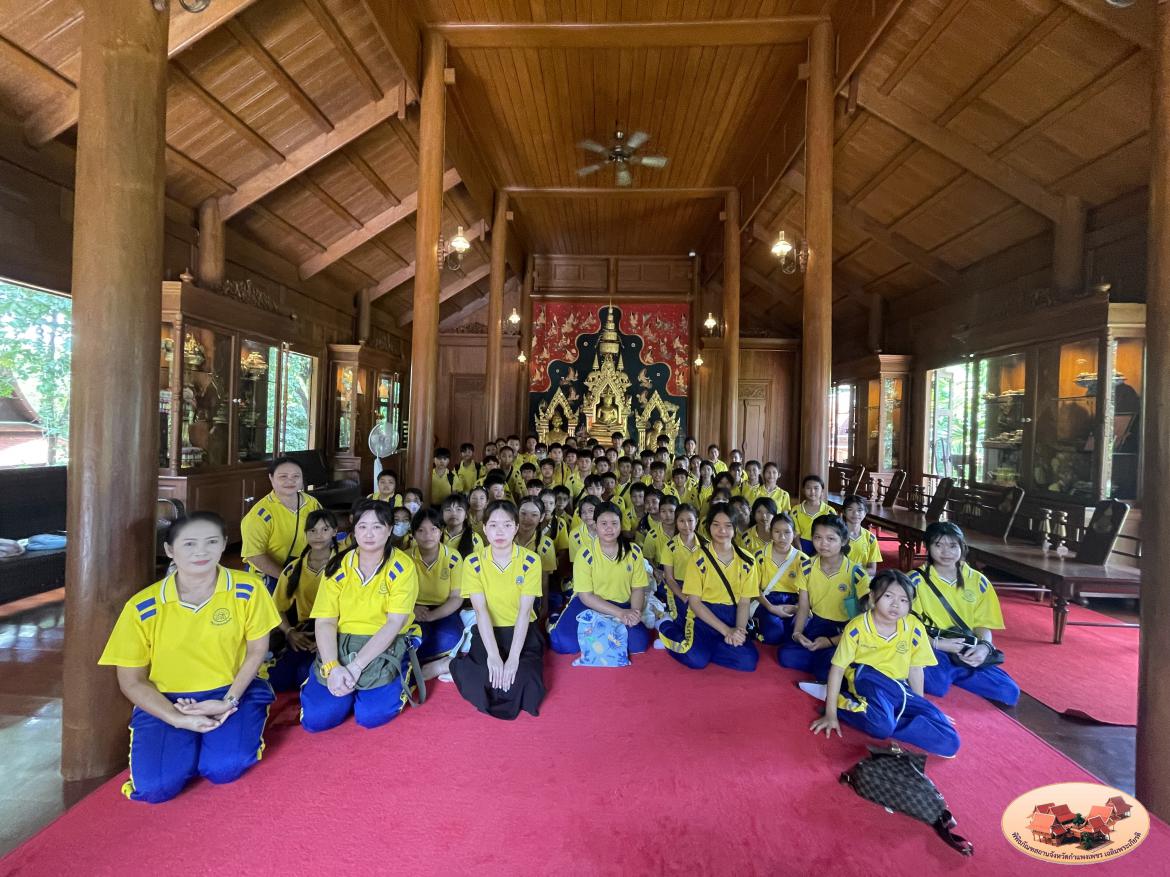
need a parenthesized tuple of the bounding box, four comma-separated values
(576, 163, 604, 177)
(578, 139, 608, 155)
(615, 165, 632, 187)
(626, 130, 650, 150)
(635, 155, 668, 168)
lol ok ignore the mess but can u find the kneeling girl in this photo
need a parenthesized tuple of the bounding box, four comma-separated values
(409, 507, 466, 680)
(300, 500, 421, 732)
(752, 512, 807, 645)
(549, 501, 651, 655)
(810, 569, 959, 757)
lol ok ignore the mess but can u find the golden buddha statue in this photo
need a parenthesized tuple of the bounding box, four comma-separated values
(582, 306, 632, 441)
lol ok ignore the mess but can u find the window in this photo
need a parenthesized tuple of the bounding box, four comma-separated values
(924, 363, 972, 482)
(829, 383, 856, 465)
(0, 279, 71, 467)
(279, 350, 317, 453)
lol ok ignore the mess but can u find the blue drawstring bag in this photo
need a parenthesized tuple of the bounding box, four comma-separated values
(26, 533, 66, 551)
(572, 609, 630, 668)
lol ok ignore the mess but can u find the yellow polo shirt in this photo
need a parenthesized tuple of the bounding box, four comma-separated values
(573, 540, 646, 603)
(240, 491, 322, 574)
(683, 547, 760, 605)
(462, 546, 543, 626)
(800, 556, 869, 622)
(410, 543, 463, 606)
(310, 548, 419, 635)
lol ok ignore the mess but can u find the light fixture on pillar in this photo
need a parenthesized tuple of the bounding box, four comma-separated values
(517, 351, 527, 363)
(771, 230, 809, 275)
(703, 311, 719, 336)
(508, 307, 521, 326)
(437, 225, 471, 271)
(694, 353, 704, 367)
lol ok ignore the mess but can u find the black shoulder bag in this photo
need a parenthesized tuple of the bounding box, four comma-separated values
(700, 543, 757, 636)
(917, 567, 1004, 668)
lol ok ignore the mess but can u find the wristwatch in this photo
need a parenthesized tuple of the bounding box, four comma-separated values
(224, 693, 240, 708)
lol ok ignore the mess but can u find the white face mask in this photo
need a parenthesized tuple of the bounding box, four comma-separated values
(392, 521, 409, 537)
(405, 501, 421, 514)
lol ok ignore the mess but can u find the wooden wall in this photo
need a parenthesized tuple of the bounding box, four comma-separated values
(695, 339, 801, 491)
(433, 334, 522, 452)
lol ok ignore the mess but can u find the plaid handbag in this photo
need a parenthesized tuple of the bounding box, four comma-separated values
(840, 746, 974, 856)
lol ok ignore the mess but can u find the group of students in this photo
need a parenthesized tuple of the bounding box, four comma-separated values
(98, 431, 1020, 803)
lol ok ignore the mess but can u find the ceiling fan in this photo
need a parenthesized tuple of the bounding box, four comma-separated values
(576, 129, 669, 187)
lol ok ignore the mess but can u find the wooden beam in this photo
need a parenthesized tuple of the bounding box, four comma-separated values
(834, 194, 964, 288)
(167, 145, 236, 194)
(1057, 0, 1154, 51)
(743, 265, 798, 309)
(251, 204, 326, 254)
(434, 18, 824, 48)
(25, 0, 261, 146)
(401, 262, 492, 325)
(504, 186, 730, 199)
(438, 290, 489, 329)
(856, 80, 1066, 222)
(197, 198, 225, 288)
(360, 0, 422, 95)
(303, 0, 382, 101)
(343, 146, 398, 203)
(225, 18, 333, 132)
(219, 86, 403, 218)
(369, 221, 484, 301)
(299, 175, 363, 230)
(170, 62, 283, 165)
(299, 166, 461, 279)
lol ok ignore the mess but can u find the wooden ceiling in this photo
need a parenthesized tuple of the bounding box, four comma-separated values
(0, 0, 1156, 333)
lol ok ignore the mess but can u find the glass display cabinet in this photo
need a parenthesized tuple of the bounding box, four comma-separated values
(327, 344, 406, 489)
(833, 354, 911, 480)
(975, 352, 1028, 487)
(158, 280, 322, 539)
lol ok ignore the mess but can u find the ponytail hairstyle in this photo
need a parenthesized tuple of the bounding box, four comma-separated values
(325, 499, 395, 578)
(284, 509, 339, 599)
(704, 503, 753, 563)
(441, 492, 477, 558)
(593, 500, 634, 561)
(922, 520, 969, 583)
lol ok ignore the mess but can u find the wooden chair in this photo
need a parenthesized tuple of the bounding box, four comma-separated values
(945, 484, 1025, 542)
(881, 469, 907, 509)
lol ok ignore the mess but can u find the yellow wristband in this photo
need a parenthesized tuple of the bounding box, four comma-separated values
(321, 660, 338, 676)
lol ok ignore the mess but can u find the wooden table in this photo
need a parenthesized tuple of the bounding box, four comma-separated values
(827, 493, 1140, 644)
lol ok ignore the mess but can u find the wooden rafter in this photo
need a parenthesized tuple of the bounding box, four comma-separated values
(250, 205, 326, 254)
(299, 166, 462, 279)
(439, 275, 520, 330)
(299, 176, 363, 230)
(1056, 0, 1153, 50)
(170, 62, 284, 165)
(504, 187, 730, 199)
(302, 0, 382, 101)
(855, 81, 1065, 222)
(400, 262, 492, 326)
(24, 0, 261, 146)
(369, 221, 485, 302)
(219, 85, 404, 218)
(433, 18, 824, 48)
(343, 147, 397, 203)
(743, 265, 799, 309)
(225, 18, 333, 133)
(833, 195, 964, 288)
(167, 145, 236, 194)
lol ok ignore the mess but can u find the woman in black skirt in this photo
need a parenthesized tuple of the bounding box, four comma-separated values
(450, 500, 546, 719)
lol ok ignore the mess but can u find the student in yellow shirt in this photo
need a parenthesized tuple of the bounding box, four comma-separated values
(240, 457, 323, 590)
(752, 512, 806, 645)
(567, 496, 601, 562)
(431, 448, 456, 507)
(269, 510, 340, 691)
(643, 493, 679, 573)
(97, 512, 279, 803)
(669, 467, 691, 505)
(300, 500, 421, 732)
(661, 503, 703, 620)
(516, 496, 559, 616)
(780, 514, 869, 681)
(453, 443, 482, 495)
(809, 570, 958, 757)
(619, 481, 647, 536)
(409, 507, 465, 680)
(758, 461, 792, 512)
(442, 492, 484, 558)
(908, 521, 1019, 706)
(791, 474, 834, 553)
(705, 444, 728, 473)
(550, 501, 652, 655)
(369, 469, 405, 507)
(636, 488, 663, 548)
(842, 494, 883, 576)
(742, 497, 777, 555)
(468, 486, 489, 536)
(519, 434, 540, 468)
(693, 461, 715, 518)
(656, 504, 759, 671)
(449, 500, 546, 720)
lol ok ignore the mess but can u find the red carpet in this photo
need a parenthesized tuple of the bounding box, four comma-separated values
(3, 650, 1165, 876)
(999, 596, 1138, 726)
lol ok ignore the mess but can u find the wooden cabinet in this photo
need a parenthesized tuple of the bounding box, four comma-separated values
(833, 354, 911, 480)
(327, 344, 406, 490)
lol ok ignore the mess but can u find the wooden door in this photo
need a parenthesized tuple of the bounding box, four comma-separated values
(451, 374, 486, 449)
(739, 380, 770, 461)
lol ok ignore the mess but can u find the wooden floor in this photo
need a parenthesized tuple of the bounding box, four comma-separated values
(0, 590, 1139, 859)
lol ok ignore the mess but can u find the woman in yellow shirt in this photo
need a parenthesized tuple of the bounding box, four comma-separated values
(409, 507, 465, 679)
(842, 494, 883, 576)
(662, 503, 703, 620)
(757, 462, 792, 512)
(549, 501, 651, 655)
(752, 512, 808, 645)
(791, 474, 834, 553)
(516, 497, 559, 615)
(780, 514, 869, 681)
(449, 500, 546, 720)
(300, 500, 421, 732)
(97, 512, 279, 803)
(269, 510, 339, 691)
(742, 497, 777, 555)
(468, 486, 489, 536)
(657, 504, 759, 671)
(442, 492, 484, 558)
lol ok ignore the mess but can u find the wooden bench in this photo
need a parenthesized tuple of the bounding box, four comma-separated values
(0, 466, 67, 604)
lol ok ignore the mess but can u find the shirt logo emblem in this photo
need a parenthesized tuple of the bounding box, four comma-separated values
(895, 641, 909, 654)
(212, 608, 231, 625)
(377, 584, 390, 596)
(515, 576, 524, 584)
(837, 584, 847, 592)
(961, 589, 977, 603)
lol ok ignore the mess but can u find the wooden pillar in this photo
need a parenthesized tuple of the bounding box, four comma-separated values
(867, 292, 884, 354)
(517, 256, 534, 434)
(196, 198, 224, 288)
(406, 32, 447, 497)
(62, 0, 169, 781)
(1053, 194, 1086, 296)
(356, 288, 372, 343)
(485, 192, 508, 440)
(720, 191, 741, 453)
(800, 20, 834, 480)
(1138, 0, 1170, 823)
(689, 255, 701, 440)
